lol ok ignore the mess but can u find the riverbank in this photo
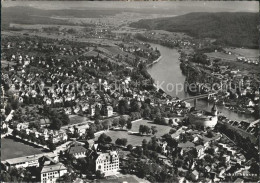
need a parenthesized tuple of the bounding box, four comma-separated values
(147, 55, 162, 68)
(146, 42, 257, 122)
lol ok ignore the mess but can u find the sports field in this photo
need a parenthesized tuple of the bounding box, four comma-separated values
(95, 119, 171, 146)
(1, 137, 50, 161)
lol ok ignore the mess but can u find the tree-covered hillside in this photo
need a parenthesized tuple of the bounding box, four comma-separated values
(130, 12, 259, 48)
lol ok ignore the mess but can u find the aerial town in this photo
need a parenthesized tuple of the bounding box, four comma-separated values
(1, 2, 259, 183)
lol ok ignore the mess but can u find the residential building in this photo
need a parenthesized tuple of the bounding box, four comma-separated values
(195, 145, 205, 158)
(191, 170, 199, 181)
(67, 144, 87, 159)
(105, 106, 113, 117)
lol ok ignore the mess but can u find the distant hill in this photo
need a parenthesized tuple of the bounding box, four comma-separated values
(130, 12, 259, 48)
(1, 6, 122, 29)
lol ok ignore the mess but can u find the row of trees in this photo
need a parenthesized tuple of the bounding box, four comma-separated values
(12, 129, 57, 151)
(139, 125, 158, 135)
(1, 167, 32, 182)
(115, 138, 128, 147)
(139, 125, 151, 135)
(122, 158, 177, 182)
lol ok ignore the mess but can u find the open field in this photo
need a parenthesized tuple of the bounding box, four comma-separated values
(99, 174, 150, 183)
(1, 137, 50, 161)
(95, 119, 171, 146)
(224, 48, 259, 58)
(205, 52, 237, 61)
(205, 51, 259, 74)
(69, 115, 89, 125)
(219, 60, 259, 74)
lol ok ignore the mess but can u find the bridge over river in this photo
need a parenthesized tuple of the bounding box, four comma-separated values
(181, 92, 217, 102)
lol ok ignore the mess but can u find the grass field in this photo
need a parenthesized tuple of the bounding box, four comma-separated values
(219, 60, 259, 74)
(95, 119, 171, 146)
(224, 48, 259, 58)
(1, 137, 50, 161)
(69, 115, 89, 125)
(205, 52, 237, 61)
(205, 51, 259, 74)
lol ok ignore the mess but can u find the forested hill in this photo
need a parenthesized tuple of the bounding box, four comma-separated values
(130, 12, 259, 48)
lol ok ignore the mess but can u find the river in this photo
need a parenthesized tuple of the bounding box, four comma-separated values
(147, 43, 256, 122)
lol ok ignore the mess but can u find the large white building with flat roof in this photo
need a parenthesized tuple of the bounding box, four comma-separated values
(2, 152, 58, 170)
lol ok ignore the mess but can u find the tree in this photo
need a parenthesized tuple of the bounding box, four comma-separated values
(86, 129, 95, 139)
(151, 126, 158, 135)
(95, 170, 105, 179)
(98, 133, 112, 144)
(169, 119, 173, 125)
(12, 129, 19, 137)
(28, 132, 36, 142)
(28, 122, 41, 131)
(60, 112, 70, 125)
(143, 125, 151, 134)
(102, 120, 111, 130)
(161, 118, 167, 125)
(135, 146, 143, 156)
(5, 104, 12, 115)
(176, 159, 184, 168)
(115, 138, 128, 146)
(119, 116, 126, 128)
(130, 99, 140, 112)
(139, 125, 145, 135)
(57, 173, 77, 182)
(112, 118, 119, 127)
(94, 106, 101, 119)
(169, 128, 176, 134)
(1, 171, 11, 182)
(118, 99, 129, 114)
(115, 138, 121, 146)
(142, 139, 148, 150)
(51, 118, 62, 130)
(154, 116, 161, 124)
(126, 120, 132, 130)
(10, 98, 19, 110)
(84, 141, 89, 149)
(20, 130, 28, 139)
(143, 107, 151, 119)
(127, 144, 133, 151)
(47, 141, 56, 151)
(38, 136, 46, 145)
(206, 131, 214, 138)
(121, 138, 127, 146)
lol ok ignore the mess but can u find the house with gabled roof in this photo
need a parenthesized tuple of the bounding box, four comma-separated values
(67, 144, 87, 159)
(39, 156, 67, 183)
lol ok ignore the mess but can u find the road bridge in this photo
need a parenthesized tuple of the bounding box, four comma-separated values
(181, 92, 217, 101)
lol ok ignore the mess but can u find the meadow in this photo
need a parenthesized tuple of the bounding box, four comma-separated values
(95, 119, 171, 146)
(1, 137, 50, 161)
